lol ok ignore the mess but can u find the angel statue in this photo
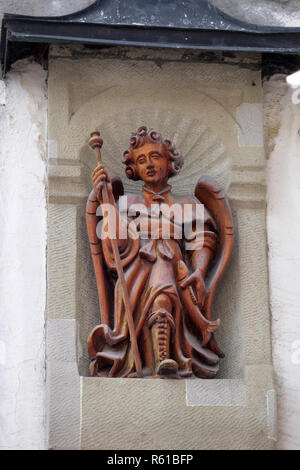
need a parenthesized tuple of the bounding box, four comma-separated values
(86, 126, 233, 379)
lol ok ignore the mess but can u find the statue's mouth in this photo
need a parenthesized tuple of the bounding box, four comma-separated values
(146, 170, 156, 176)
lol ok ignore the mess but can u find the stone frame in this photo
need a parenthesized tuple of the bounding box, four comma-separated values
(46, 45, 275, 450)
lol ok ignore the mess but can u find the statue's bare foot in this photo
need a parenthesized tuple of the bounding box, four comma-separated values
(157, 358, 179, 376)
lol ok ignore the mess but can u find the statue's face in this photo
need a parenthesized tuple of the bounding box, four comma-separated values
(133, 143, 169, 185)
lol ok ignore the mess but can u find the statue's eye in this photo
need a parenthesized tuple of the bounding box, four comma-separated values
(137, 157, 146, 164)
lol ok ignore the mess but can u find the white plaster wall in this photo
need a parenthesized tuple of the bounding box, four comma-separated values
(0, 60, 47, 450)
(265, 76, 300, 450)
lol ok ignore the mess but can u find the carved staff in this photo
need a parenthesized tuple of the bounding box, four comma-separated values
(89, 130, 143, 378)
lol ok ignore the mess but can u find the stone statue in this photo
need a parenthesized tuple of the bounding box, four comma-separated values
(86, 126, 233, 379)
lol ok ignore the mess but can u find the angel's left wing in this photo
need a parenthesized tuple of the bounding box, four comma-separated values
(195, 176, 234, 322)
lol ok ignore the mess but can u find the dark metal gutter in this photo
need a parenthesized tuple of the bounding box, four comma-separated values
(2, 0, 300, 75)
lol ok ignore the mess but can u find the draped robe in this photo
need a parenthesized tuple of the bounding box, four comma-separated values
(88, 184, 222, 378)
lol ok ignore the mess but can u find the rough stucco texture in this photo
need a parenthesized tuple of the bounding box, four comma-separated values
(0, 60, 47, 450)
(265, 75, 300, 450)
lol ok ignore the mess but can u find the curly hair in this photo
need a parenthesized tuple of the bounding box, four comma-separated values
(122, 126, 184, 181)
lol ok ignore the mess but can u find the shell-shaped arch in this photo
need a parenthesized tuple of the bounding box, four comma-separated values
(79, 106, 231, 195)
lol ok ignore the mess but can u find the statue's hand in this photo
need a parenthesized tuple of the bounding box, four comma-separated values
(180, 269, 206, 310)
(92, 164, 112, 201)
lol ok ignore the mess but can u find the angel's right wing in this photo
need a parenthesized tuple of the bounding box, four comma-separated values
(86, 175, 124, 328)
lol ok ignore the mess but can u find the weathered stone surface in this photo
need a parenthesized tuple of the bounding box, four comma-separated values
(81, 365, 274, 450)
(47, 360, 81, 450)
(47, 204, 77, 319)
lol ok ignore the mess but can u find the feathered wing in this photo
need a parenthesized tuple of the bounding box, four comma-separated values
(195, 176, 234, 356)
(86, 175, 124, 360)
